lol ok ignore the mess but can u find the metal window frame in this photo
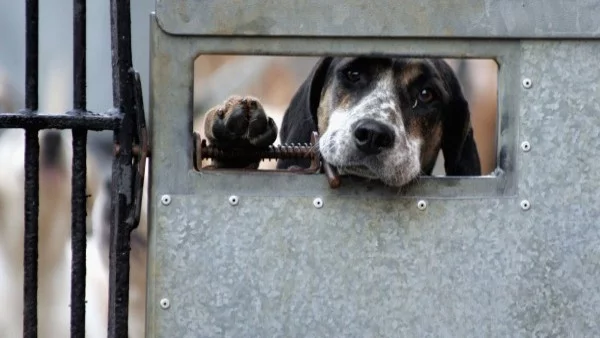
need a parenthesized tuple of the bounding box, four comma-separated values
(0, 0, 143, 337)
(149, 15, 518, 200)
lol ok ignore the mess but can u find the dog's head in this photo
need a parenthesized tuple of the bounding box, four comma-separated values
(278, 57, 481, 187)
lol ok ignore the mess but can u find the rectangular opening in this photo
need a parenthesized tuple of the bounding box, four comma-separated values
(192, 55, 499, 189)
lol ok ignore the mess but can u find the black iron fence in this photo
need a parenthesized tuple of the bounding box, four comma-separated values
(0, 0, 144, 337)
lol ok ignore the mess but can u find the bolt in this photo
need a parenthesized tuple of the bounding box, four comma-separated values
(228, 195, 239, 206)
(417, 200, 427, 210)
(160, 195, 171, 206)
(522, 78, 532, 89)
(520, 200, 531, 211)
(160, 298, 170, 309)
(313, 197, 323, 209)
(521, 141, 531, 152)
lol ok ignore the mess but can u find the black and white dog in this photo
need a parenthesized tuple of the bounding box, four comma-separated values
(203, 57, 481, 186)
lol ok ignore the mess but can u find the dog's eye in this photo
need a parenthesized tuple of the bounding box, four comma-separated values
(418, 88, 434, 103)
(345, 70, 362, 83)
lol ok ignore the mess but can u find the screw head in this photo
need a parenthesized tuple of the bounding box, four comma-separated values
(160, 195, 171, 206)
(522, 78, 532, 89)
(521, 141, 531, 152)
(160, 298, 170, 309)
(228, 195, 239, 206)
(417, 200, 427, 210)
(520, 200, 531, 211)
(313, 197, 324, 209)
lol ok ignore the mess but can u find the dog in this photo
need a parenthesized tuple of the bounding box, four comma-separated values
(86, 165, 148, 338)
(203, 57, 481, 185)
(0, 128, 100, 338)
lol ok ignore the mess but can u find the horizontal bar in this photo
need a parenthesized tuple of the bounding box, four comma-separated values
(0, 111, 121, 130)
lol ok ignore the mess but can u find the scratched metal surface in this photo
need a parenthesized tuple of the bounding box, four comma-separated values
(147, 13, 600, 337)
(155, 0, 600, 38)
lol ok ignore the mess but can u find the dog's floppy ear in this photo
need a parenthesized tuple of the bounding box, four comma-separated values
(438, 60, 481, 176)
(277, 57, 333, 169)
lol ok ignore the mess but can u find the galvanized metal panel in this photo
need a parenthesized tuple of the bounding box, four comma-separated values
(155, 0, 600, 38)
(148, 13, 600, 337)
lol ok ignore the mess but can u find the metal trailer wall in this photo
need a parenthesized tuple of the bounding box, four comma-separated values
(148, 1, 600, 336)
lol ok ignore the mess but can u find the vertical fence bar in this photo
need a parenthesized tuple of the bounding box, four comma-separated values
(108, 0, 136, 336)
(70, 129, 87, 338)
(70, 0, 88, 335)
(23, 130, 40, 338)
(24, 0, 40, 336)
(73, 0, 86, 110)
(25, 0, 39, 111)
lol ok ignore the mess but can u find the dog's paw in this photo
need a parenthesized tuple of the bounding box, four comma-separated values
(203, 95, 278, 168)
(204, 95, 278, 149)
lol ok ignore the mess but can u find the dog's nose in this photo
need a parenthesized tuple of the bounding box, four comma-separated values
(41, 130, 63, 167)
(353, 119, 395, 155)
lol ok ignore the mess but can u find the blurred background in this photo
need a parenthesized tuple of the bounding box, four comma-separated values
(0, 0, 498, 336)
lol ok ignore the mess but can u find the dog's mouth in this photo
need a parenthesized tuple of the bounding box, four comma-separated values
(330, 158, 420, 187)
(335, 164, 379, 180)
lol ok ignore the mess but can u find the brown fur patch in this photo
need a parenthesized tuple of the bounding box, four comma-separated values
(317, 87, 333, 135)
(337, 91, 353, 111)
(317, 84, 356, 136)
(316, 106, 328, 136)
(399, 61, 424, 87)
(406, 117, 443, 169)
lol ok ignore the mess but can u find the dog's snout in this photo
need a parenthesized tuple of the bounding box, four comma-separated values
(41, 131, 63, 167)
(353, 119, 395, 155)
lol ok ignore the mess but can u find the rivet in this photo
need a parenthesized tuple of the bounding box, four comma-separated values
(417, 200, 427, 210)
(160, 195, 171, 206)
(160, 298, 170, 309)
(228, 195, 239, 206)
(313, 197, 323, 209)
(520, 200, 531, 211)
(521, 141, 531, 152)
(522, 78, 532, 89)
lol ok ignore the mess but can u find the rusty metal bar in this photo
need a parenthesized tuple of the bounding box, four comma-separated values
(108, 0, 136, 336)
(192, 131, 342, 188)
(23, 129, 40, 338)
(23, 0, 40, 335)
(69, 0, 88, 334)
(0, 112, 120, 130)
